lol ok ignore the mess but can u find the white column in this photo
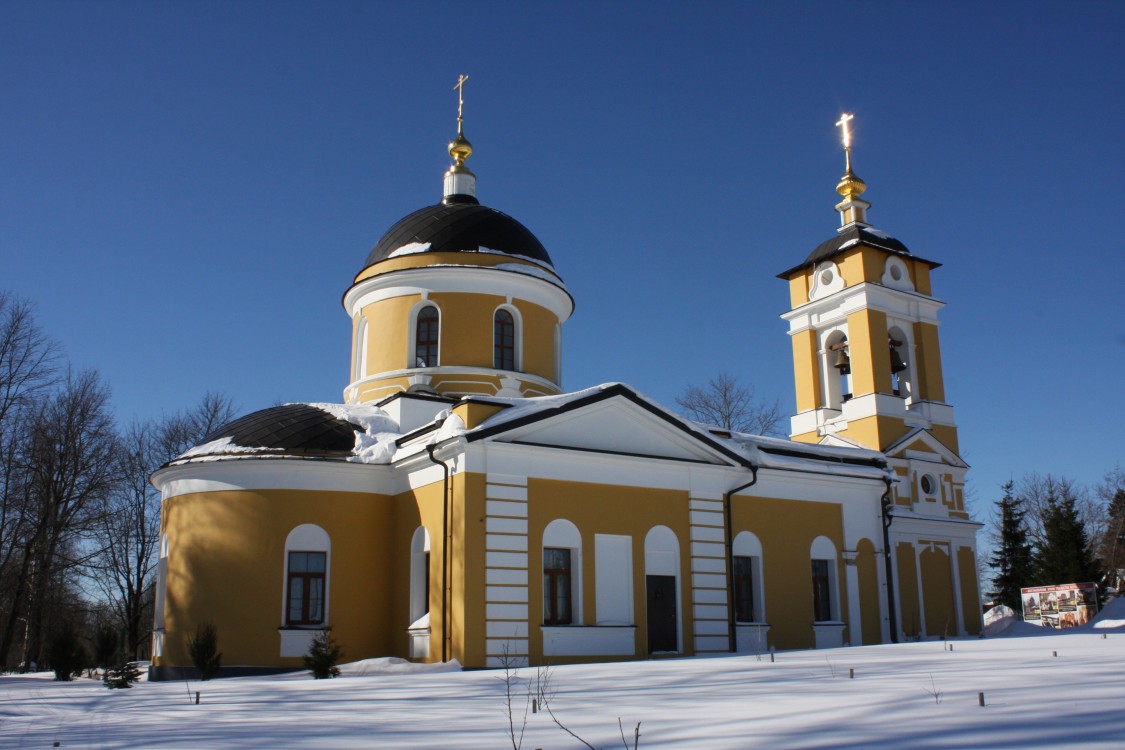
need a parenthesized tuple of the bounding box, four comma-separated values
(843, 551, 862, 646)
(484, 474, 530, 667)
(688, 494, 730, 654)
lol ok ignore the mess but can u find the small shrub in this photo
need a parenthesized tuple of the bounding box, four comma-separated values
(103, 657, 143, 689)
(187, 622, 222, 680)
(49, 625, 88, 681)
(303, 630, 343, 679)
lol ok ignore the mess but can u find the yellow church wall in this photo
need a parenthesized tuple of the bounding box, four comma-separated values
(896, 542, 921, 638)
(788, 271, 812, 308)
(363, 295, 417, 374)
(157, 488, 394, 670)
(912, 322, 946, 404)
(840, 414, 912, 455)
(910, 260, 933, 297)
(513, 299, 559, 381)
(791, 329, 821, 413)
(355, 290, 560, 392)
(454, 401, 508, 430)
(856, 538, 883, 645)
(919, 545, 957, 637)
(732, 496, 847, 651)
(845, 308, 891, 396)
(958, 546, 982, 635)
(452, 471, 488, 669)
(523, 479, 692, 664)
(928, 424, 959, 456)
(388, 479, 445, 661)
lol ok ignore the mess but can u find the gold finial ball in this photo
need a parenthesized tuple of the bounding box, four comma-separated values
(449, 132, 473, 166)
(836, 169, 867, 199)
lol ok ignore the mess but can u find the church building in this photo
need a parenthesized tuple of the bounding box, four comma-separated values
(149, 92, 982, 679)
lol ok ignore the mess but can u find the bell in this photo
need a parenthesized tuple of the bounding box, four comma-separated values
(833, 348, 851, 374)
(889, 347, 907, 374)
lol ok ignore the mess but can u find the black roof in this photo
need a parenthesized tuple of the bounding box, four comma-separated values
(777, 224, 939, 278)
(190, 404, 360, 457)
(363, 195, 553, 270)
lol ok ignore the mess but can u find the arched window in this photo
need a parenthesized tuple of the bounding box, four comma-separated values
(543, 519, 582, 625)
(888, 326, 912, 401)
(810, 536, 839, 623)
(644, 525, 681, 653)
(494, 308, 516, 371)
(732, 531, 765, 624)
(414, 305, 439, 368)
(410, 527, 431, 626)
(823, 330, 851, 409)
(283, 524, 331, 627)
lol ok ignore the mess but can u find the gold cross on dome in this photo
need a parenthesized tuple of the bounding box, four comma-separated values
(454, 74, 469, 130)
(836, 113, 854, 150)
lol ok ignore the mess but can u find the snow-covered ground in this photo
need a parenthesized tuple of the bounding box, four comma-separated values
(3, 605, 1124, 749)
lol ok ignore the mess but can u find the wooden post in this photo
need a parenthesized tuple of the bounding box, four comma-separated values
(978, 692, 985, 707)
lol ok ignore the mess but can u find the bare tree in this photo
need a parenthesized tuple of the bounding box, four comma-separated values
(0, 369, 119, 669)
(675, 372, 785, 436)
(0, 293, 62, 669)
(158, 391, 236, 458)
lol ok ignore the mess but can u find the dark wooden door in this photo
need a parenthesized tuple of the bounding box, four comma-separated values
(646, 575, 677, 653)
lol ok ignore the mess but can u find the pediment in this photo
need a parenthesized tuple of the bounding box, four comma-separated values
(884, 428, 967, 468)
(472, 389, 742, 466)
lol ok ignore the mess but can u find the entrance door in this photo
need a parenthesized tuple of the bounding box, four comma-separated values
(646, 575, 678, 653)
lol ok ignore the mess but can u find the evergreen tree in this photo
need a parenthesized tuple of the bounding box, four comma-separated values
(187, 622, 222, 680)
(1036, 486, 1101, 586)
(989, 481, 1036, 610)
(103, 656, 142, 689)
(303, 630, 343, 679)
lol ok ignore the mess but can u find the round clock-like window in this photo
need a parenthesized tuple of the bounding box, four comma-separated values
(920, 474, 936, 495)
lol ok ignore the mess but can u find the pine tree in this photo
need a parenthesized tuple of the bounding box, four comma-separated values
(187, 623, 222, 680)
(1036, 486, 1101, 586)
(103, 656, 143, 689)
(1098, 488, 1125, 590)
(303, 630, 343, 679)
(989, 481, 1036, 610)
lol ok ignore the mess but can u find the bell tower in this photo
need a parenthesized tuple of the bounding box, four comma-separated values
(780, 116, 980, 641)
(779, 114, 958, 457)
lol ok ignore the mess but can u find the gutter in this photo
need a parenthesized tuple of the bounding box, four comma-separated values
(881, 475, 899, 644)
(724, 467, 759, 654)
(425, 444, 452, 663)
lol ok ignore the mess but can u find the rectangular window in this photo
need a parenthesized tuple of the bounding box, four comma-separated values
(811, 559, 832, 622)
(543, 547, 572, 625)
(287, 551, 326, 625)
(733, 556, 756, 623)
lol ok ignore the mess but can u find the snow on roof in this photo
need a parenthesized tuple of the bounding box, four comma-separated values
(173, 384, 892, 481)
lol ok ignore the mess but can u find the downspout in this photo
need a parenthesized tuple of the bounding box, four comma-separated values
(724, 467, 759, 654)
(881, 475, 899, 644)
(425, 443, 452, 662)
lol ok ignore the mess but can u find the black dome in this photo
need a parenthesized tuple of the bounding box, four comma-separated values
(363, 196, 553, 269)
(189, 404, 360, 457)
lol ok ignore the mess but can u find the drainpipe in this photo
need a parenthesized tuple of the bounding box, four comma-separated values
(724, 467, 759, 654)
(425, 443, 452, 662)
(881, 476, 899, 644)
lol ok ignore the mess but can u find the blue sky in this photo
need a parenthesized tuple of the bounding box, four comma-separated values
(2, 1, 1122, 513)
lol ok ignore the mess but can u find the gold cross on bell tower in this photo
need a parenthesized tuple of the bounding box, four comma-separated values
(448, 75, 473, 167)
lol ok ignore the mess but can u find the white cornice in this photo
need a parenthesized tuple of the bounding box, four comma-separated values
(348, 366, 561, 396)
(152, 458, 397, 499)
(781, 282, 945, 333)
(344, 266, 574, 322)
